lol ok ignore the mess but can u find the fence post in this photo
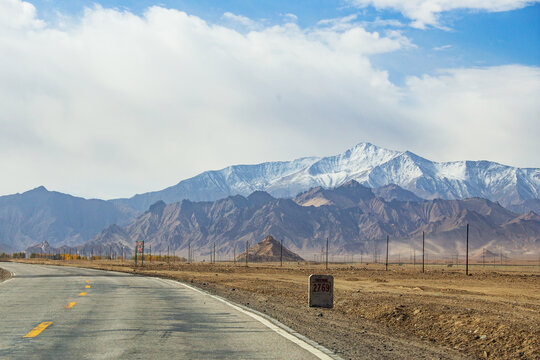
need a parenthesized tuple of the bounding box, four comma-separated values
(385, 235, 389, 271)
(466, 223, 469, 276)
(280, 239, 283, 267)
(325, 237, 329, 270)
(422, 231, 425, 273)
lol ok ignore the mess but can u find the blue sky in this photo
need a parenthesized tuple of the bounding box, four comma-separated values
(0, 0, 539, 198)
(26, 0, 540, 82)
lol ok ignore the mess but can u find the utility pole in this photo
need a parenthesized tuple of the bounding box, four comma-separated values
(188, 242, 191, 264)
(466, 223, 469, 276)
(422, 231, 425, 273)
(233, 244, 236, 265)
(245, 241, 249, 267)
(149, 245, 152, 262)
(213, 243, 216, 264)
(280, 239, 283, 267)
(134, 242, 137, 266)
(482, 247, 485, 267)
(385, 235, 389, 271)
(325, 237, 329, 270)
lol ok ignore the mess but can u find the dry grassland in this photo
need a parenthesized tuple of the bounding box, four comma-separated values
(5, 259, 539, 360)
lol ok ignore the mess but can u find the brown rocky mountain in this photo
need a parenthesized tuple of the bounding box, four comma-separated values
(81, 181, 540, 259)
(235, 235, 304, 262)
(372, 184, 423, 203)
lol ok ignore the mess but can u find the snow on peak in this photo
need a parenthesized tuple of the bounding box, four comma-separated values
(122, 142, 540, 212)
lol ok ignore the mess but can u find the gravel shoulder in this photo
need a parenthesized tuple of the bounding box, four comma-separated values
(0, 265, 11, 282)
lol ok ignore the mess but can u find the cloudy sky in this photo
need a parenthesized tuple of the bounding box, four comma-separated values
(1, 0, 539, 199)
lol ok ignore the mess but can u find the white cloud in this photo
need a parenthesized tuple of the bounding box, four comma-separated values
(0, 0, 43, 29)
(402, 66, 540, 163)
(282, 13, 298, 22)
(361, 17, 405, 28)
(433, 44, 452, 51)
(222, 11, 258, 28)
(0, 1, 538, 199)
(349, 0, 540, 28)
(317, 14, 359, 30)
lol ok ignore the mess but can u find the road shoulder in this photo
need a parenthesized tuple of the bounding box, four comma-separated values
(0, 265, 11, 282)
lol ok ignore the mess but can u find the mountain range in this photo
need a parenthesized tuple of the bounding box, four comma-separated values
(72, 181, 540, 259)
(112, 142, 540, 214)
(2, 142, 539, 253)
(0, 186, 134, 252)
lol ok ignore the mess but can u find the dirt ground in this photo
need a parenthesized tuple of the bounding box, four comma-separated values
(4, 259, 539, 360)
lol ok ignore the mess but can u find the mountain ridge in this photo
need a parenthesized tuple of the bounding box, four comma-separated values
(111, 142, 540, 214)
(82, 181, 540, 258)
(0, 187, 135, 251)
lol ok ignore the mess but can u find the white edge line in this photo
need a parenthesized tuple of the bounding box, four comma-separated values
(158, 278, 342, 360)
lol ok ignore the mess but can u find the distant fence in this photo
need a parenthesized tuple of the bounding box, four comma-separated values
(4, 223, 539, 271)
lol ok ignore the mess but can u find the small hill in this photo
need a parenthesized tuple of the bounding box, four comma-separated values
(25, 240, 56, 254)
(235, 235, 304, 262)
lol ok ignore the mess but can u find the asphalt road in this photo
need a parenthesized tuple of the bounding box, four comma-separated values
(0, 262, 335, 359)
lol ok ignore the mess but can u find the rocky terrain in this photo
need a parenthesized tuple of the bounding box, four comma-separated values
(73, 181, 540, 258)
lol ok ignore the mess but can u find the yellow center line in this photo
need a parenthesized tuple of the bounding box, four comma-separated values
(65, 302, 77, 309)
(85, 285, 91, 288)
(78, 292, 87, 296)
(23, 322, 53, 338)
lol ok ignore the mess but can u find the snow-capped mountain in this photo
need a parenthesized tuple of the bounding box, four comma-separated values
(112, 142, 540, 213)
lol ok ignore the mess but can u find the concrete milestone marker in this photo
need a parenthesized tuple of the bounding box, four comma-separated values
(308, 274, 333, 308)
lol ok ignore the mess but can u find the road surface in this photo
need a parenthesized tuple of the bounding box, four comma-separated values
(0, 262, 336, 359)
